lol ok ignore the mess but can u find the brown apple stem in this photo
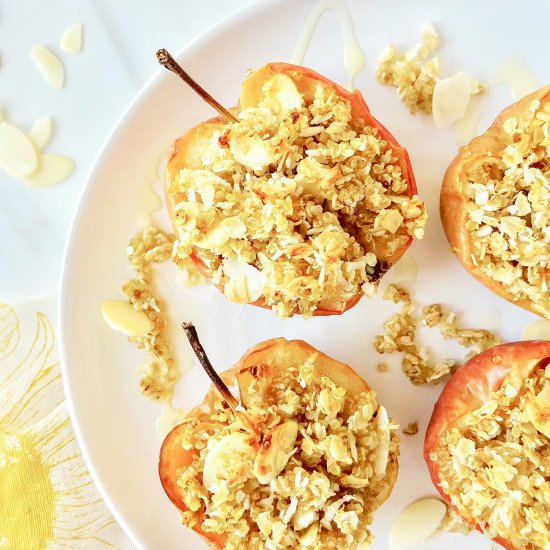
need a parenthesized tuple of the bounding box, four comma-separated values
(157, 49, 238, 123)
(182, 322, 259, 434)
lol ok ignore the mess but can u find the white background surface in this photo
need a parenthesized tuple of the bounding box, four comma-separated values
(0, 0, 254, 299)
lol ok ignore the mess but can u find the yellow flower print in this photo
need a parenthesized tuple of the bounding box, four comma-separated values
(0, 297, 134, 550)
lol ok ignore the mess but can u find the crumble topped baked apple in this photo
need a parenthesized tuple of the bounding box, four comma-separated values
(424, 341, 550, 549)
(165, 63, 426, 318)
(441, 86, 550, 319)
(159, 338, 399, 549)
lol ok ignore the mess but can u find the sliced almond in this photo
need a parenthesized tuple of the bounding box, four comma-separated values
(318, 388, 344, 417)
(521, 319, 550, 341)
(29, 116, 54, 150)
(390, 498, 447, 550)
(374, 405, 391, 476)
(30, 46, 65, 89)
(60, 23, 83, 53)
(254, 420, 298, 484)
(432, 72, 472, 127)
(262, 73, 303, 117)
(202, 432, 256, 492)
(526, 396, 550, 438)
(24, 154, 73, 187)
(0, 122, 38, 179)
(222, 259, 265, 304)
(101, 300, 152, 337)
(230, 135, 275, 170)
(389, 254, 417, 284)
(194, 223, 230, 249)
(296, 157, 337, 200)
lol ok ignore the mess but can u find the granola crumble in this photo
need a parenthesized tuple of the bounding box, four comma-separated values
(121, 225, 177, 399)
(431, 365, 550, 548)
(421, 304, 501, 359)
(373, 285, 500, 385)
(175, 358, 399, 549)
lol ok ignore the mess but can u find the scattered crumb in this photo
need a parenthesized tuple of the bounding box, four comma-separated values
(376, 24, 485, 117)
(376, 24, 440, 114)
(373, 285, 501, 385)
(120, 225, 177, 400)
(421, 303, 501, 359)
(376, 362, 389, 373)
(403, 422, 418, 436)
(373, 285, 456, 384)
(30, 45, 64, 89)
(60, 23, 83, 53)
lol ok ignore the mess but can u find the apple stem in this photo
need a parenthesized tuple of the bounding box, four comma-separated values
(182, 322, 259, 435)
(157, 49, 238, 123)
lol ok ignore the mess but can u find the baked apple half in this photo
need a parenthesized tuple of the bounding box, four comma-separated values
(441, 86, 550, 319)
(159, 338, 399, 549)
(424, 341, 550, 549)
(165, 63, 426, 318)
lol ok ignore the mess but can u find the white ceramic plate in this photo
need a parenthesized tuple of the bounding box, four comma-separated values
(60, 1, 550, 549)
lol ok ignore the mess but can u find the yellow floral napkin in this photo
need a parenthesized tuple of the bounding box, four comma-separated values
(0, 295, 134, 550)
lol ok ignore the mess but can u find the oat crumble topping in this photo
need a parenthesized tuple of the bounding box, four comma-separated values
(375, 362, 388, 373)
(464, 100, 550, 318)
(175, 359, 399, 549)
(169, 77, 426, 318)
(431, 365, 550, 548)
(376, 24, 440, 115)
(373, 285, 500, 385)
